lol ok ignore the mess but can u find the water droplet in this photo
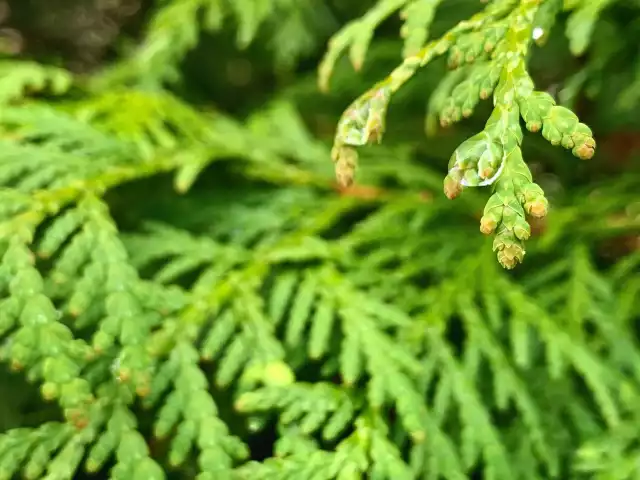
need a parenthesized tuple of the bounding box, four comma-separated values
(532, 27, 544, 40)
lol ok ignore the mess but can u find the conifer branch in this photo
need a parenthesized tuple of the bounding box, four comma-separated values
(324, 0, 598, 268)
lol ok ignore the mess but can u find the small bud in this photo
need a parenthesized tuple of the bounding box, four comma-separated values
(573, 137, 596, 160)
(480, 215, 497, 234)
(526, 120, 541, 132)
(66, 407, 89, 429)
(493, 232, 526, 269)
(136, 383, 150, 398)
(116, 367, 131, 382)
(334, 146, 358, 188)
(479, 166, 494, 179)
(41, 381, 59, 400)
(526, 198, 548, 218)
(336, 159, 355, 187)
(497, 243, 525, 269)
(263, 361, 295, 386)
(443, 175, 463, 199)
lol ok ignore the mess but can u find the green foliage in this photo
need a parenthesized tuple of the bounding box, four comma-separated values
(0, 0, 639, 479)
(325, 0, 601, 268)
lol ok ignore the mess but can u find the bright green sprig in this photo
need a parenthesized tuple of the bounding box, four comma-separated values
(327, 0, 517, 187)
(443, 1, 546, 268)
(146, 342, 249, 479)
(0, 422, 89, 480)
(0, 223, 94, 427)
(235, 382, 356, 442)
(81, 386, 165, 480)
(0, 384, 166, 480)
(76, 196, 157, 397)
(327, 0, 597, 268)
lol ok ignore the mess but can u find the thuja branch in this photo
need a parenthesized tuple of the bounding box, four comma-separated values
(325, 0, 596, 269)
(326, 0, 517, 187)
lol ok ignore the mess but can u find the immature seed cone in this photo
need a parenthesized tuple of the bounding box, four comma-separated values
(443, 174, 463, 199)
(480, 215, 498, 235)
(526, 198, 548, 218)
(573, 136, 596, 160)
(333, 145, 358, 187)
(497, 244, 525, 269)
